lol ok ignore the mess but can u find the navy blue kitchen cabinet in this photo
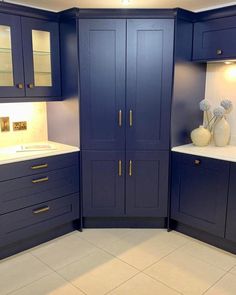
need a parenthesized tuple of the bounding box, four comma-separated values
(171, 153, 230, 237)
(82, 151, 125, 216)
(79, 19, 126, 150)
(126, 19, 174, 150)
(126, 151, 169, 217)
(21, 17, 61, 97)
(226, 164, 236, 243)
(0, 152, 80, 258)
(193, 16, 236, 61)
(0, 7, 61, 100)
(0, 13, 25, 98)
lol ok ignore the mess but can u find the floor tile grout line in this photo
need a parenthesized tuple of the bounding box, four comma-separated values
(202, 264, 236, 295)
(31, 252, 87, 295)
(5, 272, 51, 295)
(104, 271, 143, 295)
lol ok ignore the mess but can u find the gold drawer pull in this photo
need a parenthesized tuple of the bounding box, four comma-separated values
(194, 159, 201, 165)
(31, 164, 48, 170)
(216, 49, 223, 55)
(32, 177, 49, 184)
(129, 110, 133, 127)
(118, 110, 122, 127)
(118, 160, 122, 176)
(129, 160, 132, 176)
(33, 206, 50, 214)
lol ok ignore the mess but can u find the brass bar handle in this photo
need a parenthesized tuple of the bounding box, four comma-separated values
(118, 160, 122, 177)
(118, 110, 122, 127)
(16, 83, 24, 89)
(32, 177, 49, 184)
(33, 206, 50, 214)
(129, 110, 133, 127)
(129, 160, 132, 176)
(31, 164, 48, 170)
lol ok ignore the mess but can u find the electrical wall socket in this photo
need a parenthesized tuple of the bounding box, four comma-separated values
(0, 117, 10, 132)
(13, 121, 27, 131)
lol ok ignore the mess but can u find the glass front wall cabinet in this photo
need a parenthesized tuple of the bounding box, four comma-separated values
(0, 13, 24, 98)
(22, 18, 61, 97)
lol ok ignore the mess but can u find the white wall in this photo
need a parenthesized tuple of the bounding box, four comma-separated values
(205, 62, 236, 142)
(0, 102, 48, 147)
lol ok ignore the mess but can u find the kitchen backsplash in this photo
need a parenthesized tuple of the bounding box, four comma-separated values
(0, 102, 48, 147)
(205, 62, 236, 143)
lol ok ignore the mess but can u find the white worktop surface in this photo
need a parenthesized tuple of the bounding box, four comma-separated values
(172, 144, 236, 162)
(0, 141, 79, 165)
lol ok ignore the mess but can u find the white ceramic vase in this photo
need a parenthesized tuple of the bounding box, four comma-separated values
(191, 125, 211, 147)
(213, 117, 230, 147)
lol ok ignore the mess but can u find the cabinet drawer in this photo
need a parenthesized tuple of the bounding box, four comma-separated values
(0, 193, 79, 248)
(0, 166, 79, 214)
(0, 152, 79, 182)
(173, 152, 229, 172)
(193, 16, 236, 60)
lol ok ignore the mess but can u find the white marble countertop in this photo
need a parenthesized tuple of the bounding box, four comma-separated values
(0, 141, 80, 165)
(172, 144, 236, 162)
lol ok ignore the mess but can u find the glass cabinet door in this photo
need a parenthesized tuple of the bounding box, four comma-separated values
(0, 14, 25, 98)
(22, 18, 61, 97)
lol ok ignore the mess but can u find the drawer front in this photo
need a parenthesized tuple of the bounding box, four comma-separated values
(0, 166, 79, 214)
(173, 152, 229, 172)
(0, 193, 79, 247)
(193, 16, 236, 60)
(0, 152, 79, 182)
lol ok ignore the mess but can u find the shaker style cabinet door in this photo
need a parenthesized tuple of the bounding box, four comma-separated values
(126, 19, 174, 151)
(0, 13, 25, 98)
(82, 151, 125, 217)
(126, 151, 169, 217)
(225, 164, 236, 243)
(171, 153, 230, 237)
(193, 16, 236, 61)
(79, 19, 126, 150)
(21, 18, 61, 97)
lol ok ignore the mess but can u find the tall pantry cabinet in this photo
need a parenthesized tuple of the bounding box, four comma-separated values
(79, 18, 174, 220)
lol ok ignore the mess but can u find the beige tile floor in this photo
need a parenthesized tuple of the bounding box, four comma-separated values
(0, 229, 235, 295)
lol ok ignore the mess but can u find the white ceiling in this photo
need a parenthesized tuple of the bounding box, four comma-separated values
(5, 0, 236, 12)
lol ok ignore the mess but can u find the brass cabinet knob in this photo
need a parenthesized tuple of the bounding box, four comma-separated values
(216, 49, 223, 55)
(28, 83, 34, 89)
(16, 83, 24, 89)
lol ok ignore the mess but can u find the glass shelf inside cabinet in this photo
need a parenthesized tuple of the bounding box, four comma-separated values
(32, 30, 52, 87)
(0, 25, 14, 86)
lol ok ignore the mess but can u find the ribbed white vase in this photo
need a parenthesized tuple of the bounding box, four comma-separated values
(213, 117, 230, 147)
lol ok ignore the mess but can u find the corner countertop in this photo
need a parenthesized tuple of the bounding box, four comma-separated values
(172, 144, 236, 163)
(0, 141, 80, 165)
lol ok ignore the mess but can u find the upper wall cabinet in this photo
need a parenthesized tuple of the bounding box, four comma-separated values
(0, 14, 61, 100)
(193, 16, 236, 61)
(21, 18, 61, 98)
(0, 13, 24, 97)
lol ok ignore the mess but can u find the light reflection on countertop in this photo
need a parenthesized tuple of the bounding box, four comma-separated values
(172, 144, 236, 162)
(0, 141, 80, 165)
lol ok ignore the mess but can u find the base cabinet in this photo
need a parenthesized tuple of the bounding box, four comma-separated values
(82, 151, 125, 217)
(171, 153, 230, 237)
(82, 151, 169, 217)
(226, 164, 236, 243)
(126, 151, 169, 217)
